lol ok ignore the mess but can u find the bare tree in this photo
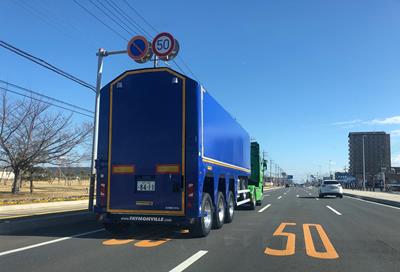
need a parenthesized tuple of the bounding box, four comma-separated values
(0, 92, 92, 194)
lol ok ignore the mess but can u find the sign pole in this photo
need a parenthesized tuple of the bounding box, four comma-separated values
(88, 48, 105, 211)
(88, 48, 127, 211)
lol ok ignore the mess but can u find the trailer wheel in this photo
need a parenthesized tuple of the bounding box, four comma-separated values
(191, 193, 213, 237)
(225, 191, 234, 223)
(212, 192, 225, 229)
(103, 222, 130, 235)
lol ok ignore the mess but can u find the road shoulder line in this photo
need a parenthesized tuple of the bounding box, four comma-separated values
(345, 195, 400, 210)
(344, 193, 400, 209)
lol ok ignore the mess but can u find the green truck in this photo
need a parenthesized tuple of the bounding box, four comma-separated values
(248, 141, 267, 209)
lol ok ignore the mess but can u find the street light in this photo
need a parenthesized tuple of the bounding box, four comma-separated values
(362, 135, 367, 191)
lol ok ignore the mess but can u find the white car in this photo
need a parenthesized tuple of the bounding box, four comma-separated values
(319, 180, 343, 198)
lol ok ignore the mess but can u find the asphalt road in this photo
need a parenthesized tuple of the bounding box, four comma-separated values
(0, 186, 399, 272)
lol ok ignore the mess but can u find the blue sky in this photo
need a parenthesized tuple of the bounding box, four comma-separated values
(1, 0, 400, 180)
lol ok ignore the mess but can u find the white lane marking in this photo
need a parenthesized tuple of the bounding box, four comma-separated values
(284, 193, 287, 195)
(0, 228, 104, 257)
(277, 196, 282, 200)
(169, 250, 208, 272)
(326, 205, 342, 215)
(308, 193, 312, 195)
(345, 196, 400, 210)
(315, 198, 319, 200)
(258, 204, 271, 213)
(296, 195, 299, 198)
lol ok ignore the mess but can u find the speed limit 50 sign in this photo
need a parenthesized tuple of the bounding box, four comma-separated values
(152, 32, 179, 61)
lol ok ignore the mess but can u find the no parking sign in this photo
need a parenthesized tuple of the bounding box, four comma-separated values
(127, 35, 153, 63)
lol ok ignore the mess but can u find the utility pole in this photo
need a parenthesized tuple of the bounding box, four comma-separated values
(362, 135, 367, 191)
(270, 160, 273, 185)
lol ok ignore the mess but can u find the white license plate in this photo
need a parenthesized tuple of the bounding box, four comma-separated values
(137, 181, 155, 192)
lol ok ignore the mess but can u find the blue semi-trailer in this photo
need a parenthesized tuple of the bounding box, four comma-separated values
(94, 67, 256, 237)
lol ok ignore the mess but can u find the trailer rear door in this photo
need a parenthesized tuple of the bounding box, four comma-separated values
(107, 69, 185, 215)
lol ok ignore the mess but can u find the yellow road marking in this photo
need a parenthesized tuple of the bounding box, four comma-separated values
(303, 224, 339, 259)
(265, 222, 296, 256)
(134, 238, 170, 248)
(102, 239, 134, 246)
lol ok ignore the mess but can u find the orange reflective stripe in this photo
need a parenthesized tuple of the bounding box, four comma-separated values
(303, 224, 339, 259)
(112, 165, 135, 174)
(265, 222, 296, 256)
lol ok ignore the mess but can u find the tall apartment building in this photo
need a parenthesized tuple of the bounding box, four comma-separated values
(348, 132, 391, 183)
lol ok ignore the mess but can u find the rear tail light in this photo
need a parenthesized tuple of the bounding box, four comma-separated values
(188, 183, 194, 198)
(187, 183, 194, 209)
(100, 183, 106, 206)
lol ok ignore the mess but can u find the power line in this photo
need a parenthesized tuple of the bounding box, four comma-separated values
(88, 0, 133, 36)
(0, 80, 93, 114)
(103, 0, 151, 38)
(0, 40, 96, 92)
(72, 0, 128, 42)
(96, 0, 138, 36)
(0, 86, 93, 118)
(121, 0, 159, 34)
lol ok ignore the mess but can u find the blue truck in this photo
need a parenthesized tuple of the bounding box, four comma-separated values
(94, 67, 261, 237)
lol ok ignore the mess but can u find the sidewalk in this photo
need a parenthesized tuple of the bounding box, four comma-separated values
(343, 189, 400, 208)
(0, 200, 89, 220)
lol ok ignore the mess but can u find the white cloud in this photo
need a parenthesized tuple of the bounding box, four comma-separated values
(330, 119, 362, 126)
(368, 116, 400, 125)
(391, 129, 400, 137)
(331, 115, 400, 127)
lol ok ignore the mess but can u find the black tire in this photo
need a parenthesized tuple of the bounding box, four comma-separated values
(212, 192, 225, 229)
(225, 191, 235, 223)
(339, 194, 343, 198)
(191, 193, 213, 237)
(103, 222, 130, 235)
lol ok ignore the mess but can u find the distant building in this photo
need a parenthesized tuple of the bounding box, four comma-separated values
(348, 132, 391, 185)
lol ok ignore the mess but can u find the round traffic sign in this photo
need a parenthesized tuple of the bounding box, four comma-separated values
(152, 32, 179, 60)
(127, 35, 153, 63)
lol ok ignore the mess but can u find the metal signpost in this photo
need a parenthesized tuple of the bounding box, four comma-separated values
(88, 33, 180, 210)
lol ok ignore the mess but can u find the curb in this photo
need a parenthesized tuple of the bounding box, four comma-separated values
(344, 193, 400, 208)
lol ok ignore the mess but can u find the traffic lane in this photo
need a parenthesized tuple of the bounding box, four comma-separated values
(0, 202, 276, 272)
(291, 187, 400, 272)
(0, 224, 210, 272)
(187, 186, 333, 272)
(316, 192, 400, 253)
(313, 195, 400, 271)
(0, 188, 284, 269)
(190, 186, 400, 272)
(0, 212, 101, 253)
(4, 186, 398, 272)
